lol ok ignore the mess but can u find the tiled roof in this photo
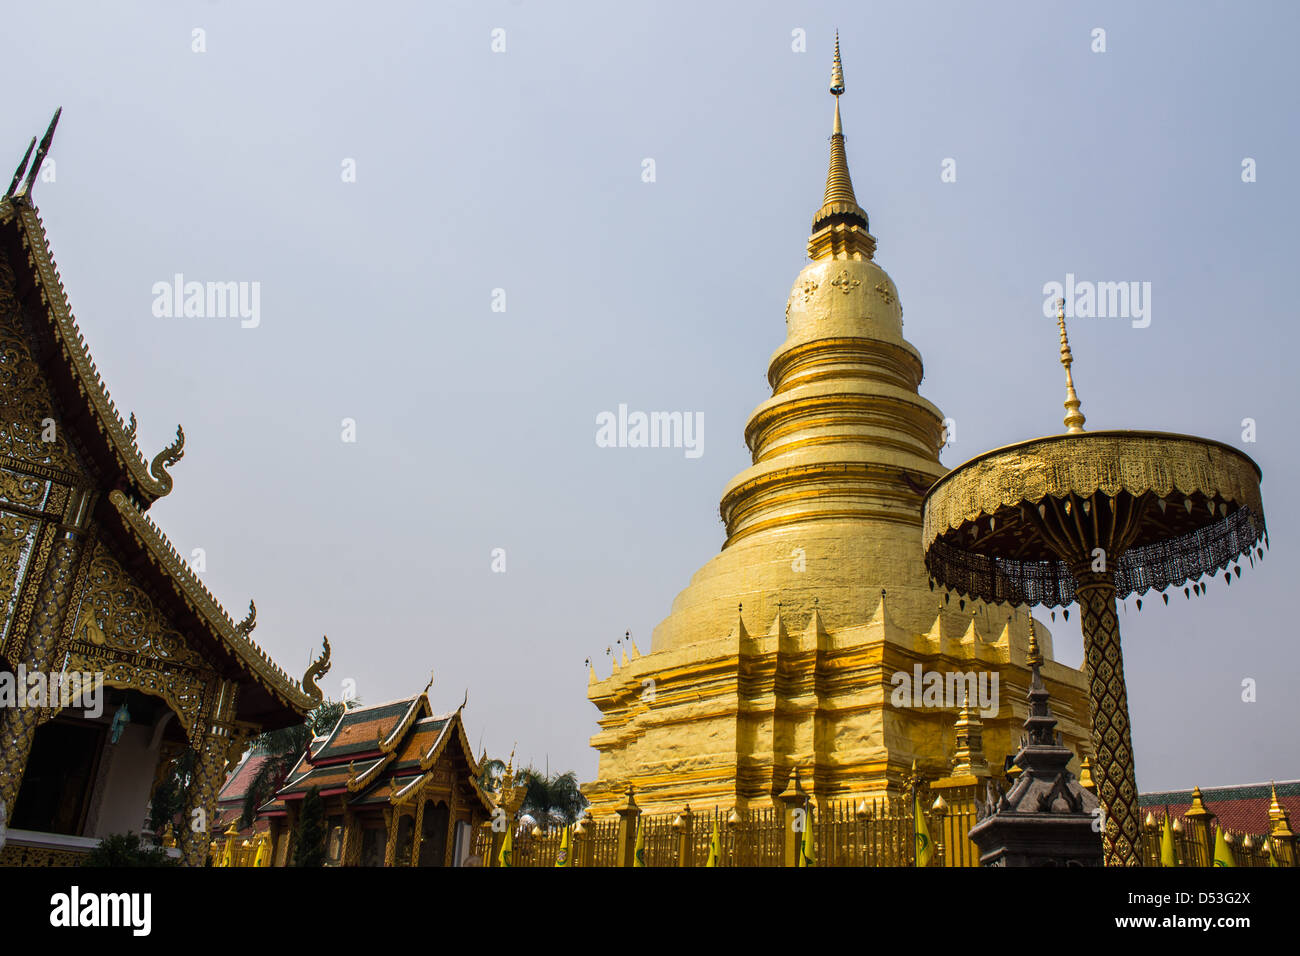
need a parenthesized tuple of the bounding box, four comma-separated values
(1140, 780, 1299, 835)
(218, 753, 272, 806)
(265, 695, 494, 818)
(352, 775, 420, 806)
(214, 807, 272, 836)
(279, 758, 384, 798)
(311, 698, 420, 764)
(390, 718, 451, 772)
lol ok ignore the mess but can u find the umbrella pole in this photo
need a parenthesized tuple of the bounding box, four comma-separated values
(1074, 568, 1142, 866)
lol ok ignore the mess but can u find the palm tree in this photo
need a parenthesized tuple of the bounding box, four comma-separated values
(477, 758, 507, 793)
(517, 768, 587, 829)
(238, 700, 351, 828)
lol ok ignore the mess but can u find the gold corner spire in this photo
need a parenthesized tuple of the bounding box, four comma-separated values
(1026, 616, 1043, 667)
(808, 34, 876, 261)
(1056, 298, 1087, 434)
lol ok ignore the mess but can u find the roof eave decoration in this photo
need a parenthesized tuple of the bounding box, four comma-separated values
(418, 720, 456, 772)
(388, 712, 495, 816)
(349, 754, 395, 793)
(379, 694, 431, 754)
(421, 709, 481, 777)
(3, 112, 185, 506)
(107, 489, 318, 712)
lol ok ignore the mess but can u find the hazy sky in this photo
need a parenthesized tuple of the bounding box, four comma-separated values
(4, 1, 1296, 791)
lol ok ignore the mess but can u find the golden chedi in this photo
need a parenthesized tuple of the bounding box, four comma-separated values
(584, 38, 1091, 814)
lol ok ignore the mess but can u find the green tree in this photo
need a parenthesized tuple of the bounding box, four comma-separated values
(148, 747, 195, 836)
(477, 758, 507, 792)
(517, 768, 587, 828)
(292, 786, 327, 867)
(239, 700, 350, 828)
(82, 832, 176, 867)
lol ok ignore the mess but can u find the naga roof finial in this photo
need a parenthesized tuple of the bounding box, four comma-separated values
(146, 424, 186, 498)
(236, 600, 257, 637)
(302, 635, 331, 701)
(6, 136, 36, 198)
(17, 108, 61, 199)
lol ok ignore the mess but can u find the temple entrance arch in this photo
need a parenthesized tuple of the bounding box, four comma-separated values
(418, 799, 450, 866)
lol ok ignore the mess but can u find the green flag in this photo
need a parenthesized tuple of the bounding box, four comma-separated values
(799, 806, 815, 867)
(555, 825, 570, 867)
(1160, 816, 1177, 867)
(1212, 826, 1235, 867)
(497, 823, 513, 868)
(914, 795, 934, 867)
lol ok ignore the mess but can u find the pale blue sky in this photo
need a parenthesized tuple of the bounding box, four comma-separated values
(4, 1, 1296, 790)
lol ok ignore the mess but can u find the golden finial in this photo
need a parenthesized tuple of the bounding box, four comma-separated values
(1026, 616, 1043, 668)
(830, 31, 845, 96)
(1055, 298, 1086, 434)
(807, 33, 875, 260)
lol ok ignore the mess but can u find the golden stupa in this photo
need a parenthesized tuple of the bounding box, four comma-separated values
(584, 38, 1092, 814)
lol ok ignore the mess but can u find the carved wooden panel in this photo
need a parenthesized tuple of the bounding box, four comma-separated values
(0, 254, 82, 476)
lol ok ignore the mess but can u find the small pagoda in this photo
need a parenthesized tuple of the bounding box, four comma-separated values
(967, 622, 1102, 867)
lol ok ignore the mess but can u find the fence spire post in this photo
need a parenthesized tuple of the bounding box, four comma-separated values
(1267, 782, 1295, 867)
(1183, 786, 1215, 867)
(674, 805, 694, 867)
(778, 768, 809, 867)
(615, 784, 642, 867)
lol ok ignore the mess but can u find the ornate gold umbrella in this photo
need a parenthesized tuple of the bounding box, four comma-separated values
(922, 302, 1266, 866)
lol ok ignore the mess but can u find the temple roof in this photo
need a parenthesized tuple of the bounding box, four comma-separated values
(0, 195, 185, 506)
(214, 751, 274, 832)
(1140, 780, 1300, 837)
(309, 697, 422, 764)
(0, 116, 324, 730)
(270, 694, 493, 816)
(102, 489, 323, 719)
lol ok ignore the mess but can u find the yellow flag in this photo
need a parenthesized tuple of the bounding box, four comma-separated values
(555, 825, 570, 867)
(914, 795, 934, 867)
(497, 824, 514, 868)
(253, 835, 269, 868)
(1160, 816, 1177, 867)
(1212, 826, 1235, 867)
(705, 815, 721, 867)
(799, 806, 815, 867)
(1267, 837, 1280, 868)
(633, 821, 646, 867)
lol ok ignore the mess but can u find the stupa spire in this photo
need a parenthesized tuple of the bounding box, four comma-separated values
(1055, 298, 1087, 434)
(808, 34, 876, 261)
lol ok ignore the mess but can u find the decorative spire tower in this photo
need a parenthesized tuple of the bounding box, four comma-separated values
(808, 34, 877, 261)
(585, 37, 1091, 814)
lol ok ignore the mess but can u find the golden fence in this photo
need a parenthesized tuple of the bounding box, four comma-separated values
(470, 784, 983, 868)
(1137, 811, 1291, 867)
(469, 782, 1298, 868)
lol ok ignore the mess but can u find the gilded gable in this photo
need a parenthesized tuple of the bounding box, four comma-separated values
(0, 253, 82, 476)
